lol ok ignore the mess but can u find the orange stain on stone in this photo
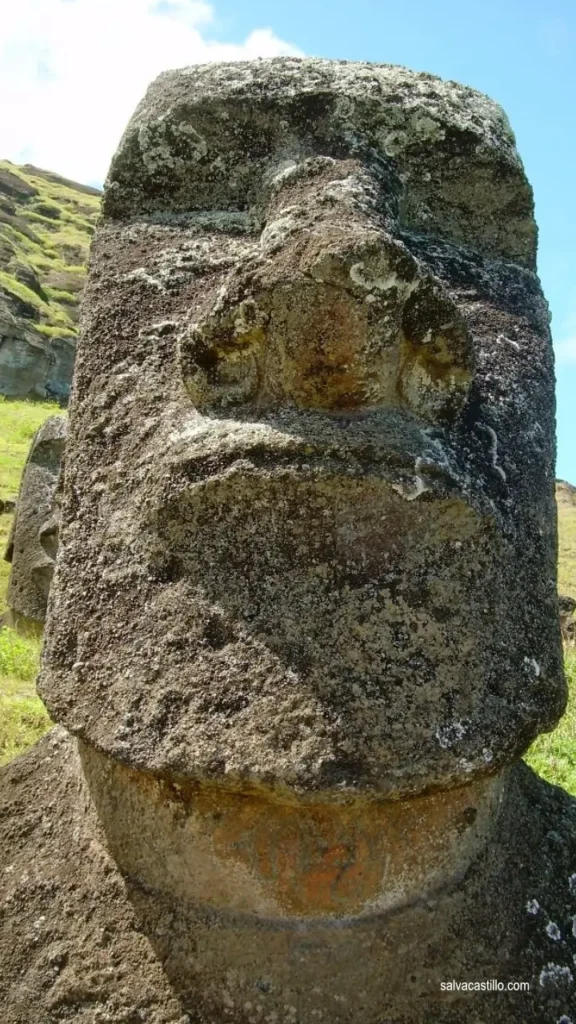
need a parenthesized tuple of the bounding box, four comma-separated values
(183, 781, 487, 916)
(270, 287, 372, 411)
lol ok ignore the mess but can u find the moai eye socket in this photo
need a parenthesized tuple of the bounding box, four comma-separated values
(398, 279, 474, 423)
(179, 298, 266, 409)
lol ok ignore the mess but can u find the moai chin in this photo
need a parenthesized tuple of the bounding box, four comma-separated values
(3, 415, 66, 633)
(31, 59, 573, 1021)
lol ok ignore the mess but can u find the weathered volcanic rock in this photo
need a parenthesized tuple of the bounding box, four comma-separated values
(3, 415, 66, 631)
(0, 58, 574, 1023)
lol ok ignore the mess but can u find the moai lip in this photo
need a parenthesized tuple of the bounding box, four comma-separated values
(3, 415, 66, 632)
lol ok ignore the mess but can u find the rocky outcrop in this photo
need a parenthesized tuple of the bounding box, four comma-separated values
(0, 161, 100, 401)
(0, 58, 573, 1023)
(3, 415, 66, 632)
(0, 293, 76, 402)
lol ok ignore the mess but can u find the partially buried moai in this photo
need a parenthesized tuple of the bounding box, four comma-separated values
(2, 415, 66, 633)
(1, 59, 576, 1023)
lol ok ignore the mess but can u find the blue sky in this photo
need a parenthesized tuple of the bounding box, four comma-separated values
(2, 0, 575, 478)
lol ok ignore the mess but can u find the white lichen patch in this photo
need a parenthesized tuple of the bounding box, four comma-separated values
(547, 922, 562, 941)
(526, 899, 541, 915)
(539, 964, 574, 987)
(122, 268, 166, 292)
(569, 874, 576, 894)
(391, 476, 428, 502)
(497, 332, 521, 351)
(269, 155, 337, 191)
(138, 116, 207, 174)
(391, 458, 430, 502)
(523, 656, 541, 678)
(481, 424, 507, 482)
(434, 720, 469, 749)
(409, 112, 446, 142)
(260, 215, 298, 254)
(349, 263, 418, 296)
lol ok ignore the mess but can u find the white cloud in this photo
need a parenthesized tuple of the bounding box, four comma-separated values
(0, 0, 302, 186)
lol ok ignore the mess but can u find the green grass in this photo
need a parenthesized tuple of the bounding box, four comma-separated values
(558, 496, 576, 601)
(35, 324, 77, 339)
(524, 650, 576, 791)
(0, 269, 49, 313)
(43, 286, 77, 305)
(0, 628, 51, 765)
(0, 159, 99, 338)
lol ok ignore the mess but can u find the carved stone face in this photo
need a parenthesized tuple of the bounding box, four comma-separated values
(40, 59, 564, 799)
(4, 416, 66, 630)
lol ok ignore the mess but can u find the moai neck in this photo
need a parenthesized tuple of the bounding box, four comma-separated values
(80, 743, 505, 919)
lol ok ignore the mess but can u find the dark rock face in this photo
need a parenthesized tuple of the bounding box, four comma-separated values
(3, 415, 66, 630)
(0, 294, 75, 402)
(0, 58, 573, 1023)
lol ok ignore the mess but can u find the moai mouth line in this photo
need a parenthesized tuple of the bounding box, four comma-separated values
(40, 415, 559, 795)
(80, 740, 505, 921)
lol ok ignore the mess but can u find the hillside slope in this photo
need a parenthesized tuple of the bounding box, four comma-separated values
(0, 161, 100, 400)
(556, 479, 576, 601)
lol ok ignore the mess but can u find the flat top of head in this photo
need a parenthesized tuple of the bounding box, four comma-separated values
(104, 57, 533, 267)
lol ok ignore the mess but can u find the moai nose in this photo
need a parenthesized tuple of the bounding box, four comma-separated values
(180, 166, 474, 423)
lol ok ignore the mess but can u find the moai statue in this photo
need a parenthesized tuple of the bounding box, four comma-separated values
(2, 415, 66, 633)
(1, 59, 575, 1023)
(559, 594, 576, 644)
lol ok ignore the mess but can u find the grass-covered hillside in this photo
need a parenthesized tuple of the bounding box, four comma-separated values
(0, 161, 100, 341)
(557, 479, 576, 601)
(0, 396, 575, 791)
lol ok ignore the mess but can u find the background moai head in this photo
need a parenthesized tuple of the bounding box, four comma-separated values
(40, 59, 564, 798)
(4, 415, 66, 630)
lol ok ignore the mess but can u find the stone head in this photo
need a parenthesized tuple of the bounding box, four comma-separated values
(4, 415, 66, 631)
(40, 58, 564, 800)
